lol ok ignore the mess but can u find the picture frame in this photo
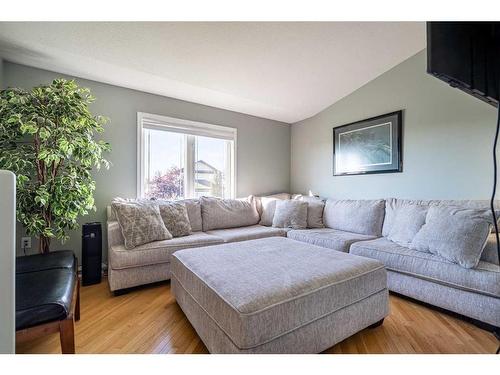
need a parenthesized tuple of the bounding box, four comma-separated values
(333, 110, 403, 176)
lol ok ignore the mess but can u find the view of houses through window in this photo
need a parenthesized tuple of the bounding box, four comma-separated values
(141, 120, 234, 200)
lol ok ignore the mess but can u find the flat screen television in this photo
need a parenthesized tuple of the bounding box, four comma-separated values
(427, 22, 500, 107)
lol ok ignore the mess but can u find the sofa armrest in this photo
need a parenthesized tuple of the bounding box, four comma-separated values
(481, 233, 500, 265)
(107, 221, 124, 250)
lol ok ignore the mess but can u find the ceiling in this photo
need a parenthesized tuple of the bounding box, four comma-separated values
(0, 22, 426, 123)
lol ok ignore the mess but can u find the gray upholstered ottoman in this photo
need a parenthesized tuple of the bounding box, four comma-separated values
(171, 237, 388, 353)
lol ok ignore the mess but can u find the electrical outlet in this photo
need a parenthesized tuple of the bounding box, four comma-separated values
(21, 236, 31, 249)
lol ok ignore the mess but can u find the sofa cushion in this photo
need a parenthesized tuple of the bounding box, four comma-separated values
(299, 197, 326, 229)
(410, 206, 492, 268)
(156, 200, 192, 237)
(382, 198, 500, 237)
(112, 200, 172, 249)
(350, 237, 500, 298)
(107, 197, 150, 221)
(482, 234, 500, 265)
(206, 225, 288, 243)
(109, 232, 224, 269)
(387, 204, 427, 246)
(287, 228, 376, 253)
(305, 200, 325, 229)
(266, 193, 291, 200)
(179, 199, 203, 232)
(259, 197, 280, 226)
(201, 196, 260, 231)
(323, 199, 385, 236)
(108, 198, 203, 232)
(272, 200, 308, 229)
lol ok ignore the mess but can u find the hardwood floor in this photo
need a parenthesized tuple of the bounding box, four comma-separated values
(16, 279, 498, 354)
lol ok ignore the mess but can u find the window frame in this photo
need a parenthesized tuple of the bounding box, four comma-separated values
(137, 112, 237, 199)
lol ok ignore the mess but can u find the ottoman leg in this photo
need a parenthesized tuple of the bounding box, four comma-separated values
(59, 318, 75, 354)
(368, 319, 385, 329)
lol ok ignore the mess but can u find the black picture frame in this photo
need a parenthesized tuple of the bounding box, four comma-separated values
(333, 110, 403, 176)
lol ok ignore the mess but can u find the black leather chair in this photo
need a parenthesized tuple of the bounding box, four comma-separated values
(16, 250, 80, 354)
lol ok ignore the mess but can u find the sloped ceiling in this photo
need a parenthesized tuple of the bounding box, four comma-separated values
(0, 22, 426, 123)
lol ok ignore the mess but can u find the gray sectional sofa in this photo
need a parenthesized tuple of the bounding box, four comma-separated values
(106, 197, 289, 292)
(107, 195, 500, 329)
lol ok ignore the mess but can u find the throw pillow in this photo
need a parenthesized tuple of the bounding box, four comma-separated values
(272, 200, 308, 229)
(178, 199, 203, 232)
(157, 201, 192, 237)
(259, 197, 280, 226)
(305, 199, 325, 228)
(112, 200, 172, 250)
(410, 206, 492, 268)
(387, 204, 428, 246)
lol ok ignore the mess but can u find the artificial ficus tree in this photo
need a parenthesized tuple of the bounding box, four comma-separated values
(0, 79, 110, 253)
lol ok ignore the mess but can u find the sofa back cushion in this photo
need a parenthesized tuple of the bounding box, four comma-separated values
(323, 199, 385, 236)
(387, 204, 428, 246)
(201, 196, 260, 231)
(410, 206, 492, 268)
(383, 198, 500, 237)
(255, 193, 290, 215)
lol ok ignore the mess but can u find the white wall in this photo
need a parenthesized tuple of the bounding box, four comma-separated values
(0, 171, 16, 353)
(4, 62, 291, 260)
(291, 50, 498, 200)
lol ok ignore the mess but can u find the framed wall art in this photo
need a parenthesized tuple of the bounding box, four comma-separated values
(333, 110, 403, 176)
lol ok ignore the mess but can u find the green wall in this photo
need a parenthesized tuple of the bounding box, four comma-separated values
(4, 62, 291, 260)
(291, 50, 498, 200)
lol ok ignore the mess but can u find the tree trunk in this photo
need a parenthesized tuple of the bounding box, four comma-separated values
(39, 236, 51, 254)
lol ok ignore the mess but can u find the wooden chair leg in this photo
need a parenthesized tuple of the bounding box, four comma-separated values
(59, 318, 75, 354)
(75, 278, 81, 322)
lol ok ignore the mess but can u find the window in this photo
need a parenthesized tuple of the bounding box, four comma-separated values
(137, 112, 236, 200)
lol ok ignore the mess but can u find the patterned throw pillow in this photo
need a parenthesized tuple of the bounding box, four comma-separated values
(112, 200, 172, 250)
(272, 200, 308, 229)
(157, 201, 192, 237)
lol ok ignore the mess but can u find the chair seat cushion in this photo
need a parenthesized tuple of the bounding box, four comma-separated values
(109, 232, 224, 269)
(350, 238, 500, 298)
(16, 250, 76, 274)
(205, 225, 287, 243)
(16, 268, 75, 330)
(171, 237, 387, 349)
(287, 228, 376, 252)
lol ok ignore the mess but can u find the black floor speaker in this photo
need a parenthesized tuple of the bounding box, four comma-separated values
(82, 222, 102, 286)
